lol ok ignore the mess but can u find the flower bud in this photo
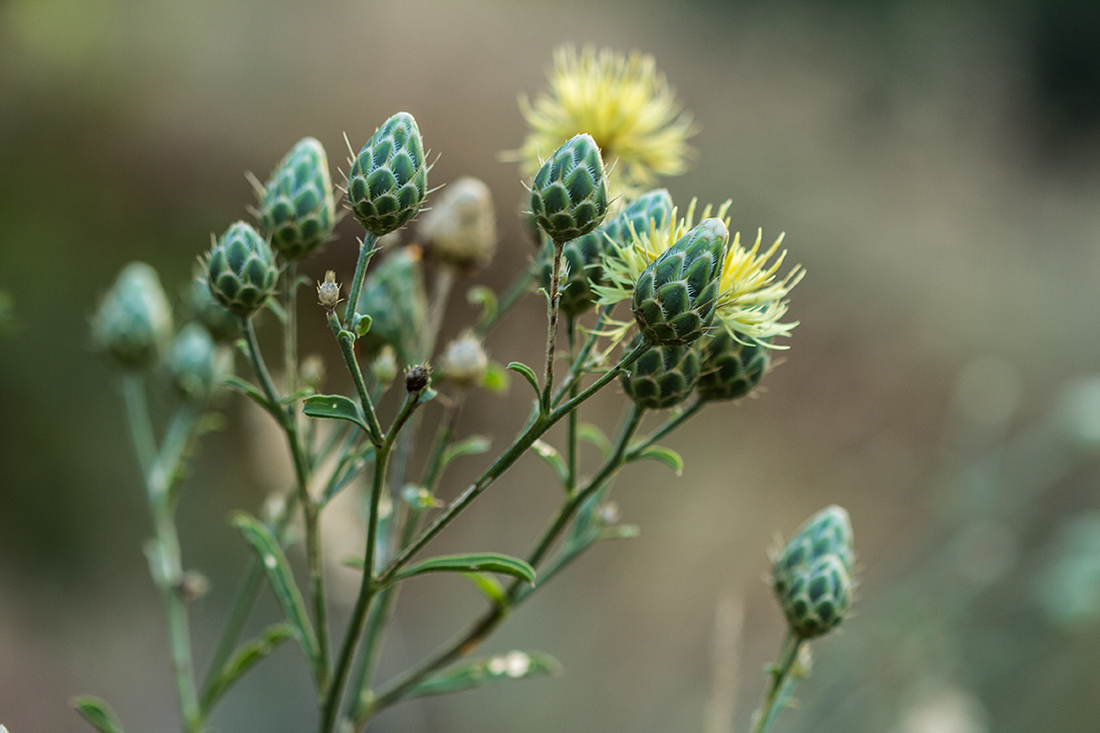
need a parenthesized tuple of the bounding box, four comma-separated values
(439, 331, 489, 389)
(258, 137, 336, 260)
(371, 346, 398, 385)
(772, 506, 855, 639)
(405, 363, 431, 393)
(619, 334, 700, 409)
(357, 247, 427, 366)
(632, 218, 726, 345)
(601, 188, 674, 249)
(168, 322, 231, 403)
(300, 354, 326, 393)
(92, 262, 173, 370)
(419, 177, 496, 272)
(316, 270, 341, 310)
(529, 133, 609, 244)
(186, 271, 238, 343)
(696, 332, 769, 402)
(205, 221, 278, 318)
(346, 112, 428, 237)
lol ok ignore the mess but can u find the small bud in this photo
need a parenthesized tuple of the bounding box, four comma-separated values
(92, 262, 173, 370)
(772, 505, 855, 639)
(619, 334, 700, 409)
(176, 571, 211, 603)
(299, 354, 326, 392)
(205, 221, 278, 318)
(530, 133, 610, 244)
(405, 363, 431, 393)
(696, 332, 769, 402)
(632, 218, 727, 346)
(346, 112, 429, 238)
(439, 331, 489, 389)
(357, 247, 428, 367)
(371, 346, 398, 385)
(168, 322, 231, 403)
(257, 137, 336, 260)
(317, 270, 341, 309)
(186, 270, 238, 343)
(419, 177, 497, 272)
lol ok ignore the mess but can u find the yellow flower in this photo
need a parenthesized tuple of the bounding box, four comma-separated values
(593, 199, 803, 346)
(506, 45, 695, 198)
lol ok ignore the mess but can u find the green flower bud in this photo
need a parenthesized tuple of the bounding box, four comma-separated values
(530, 133, 609, 244)
(186, 271, 238, 343)
(257, 137, 336, 260)
(92, 262, 173, 370)
(347, 112, 428, 237)
(632, 218, 727, 346)
(537, 188, 673, 317)
(619, 334, 700, 409)
(696, 332, 769, 402)
(439, 331, 489, 389)
(773, 505, 855, 639)
(774, 554, 853, 639)
(357, 246, 428, 366)
(419, 177, 496, 272)
(205, 221, 278, 318)
(371, 346, 399, 385)
(168, 322, 231, 403)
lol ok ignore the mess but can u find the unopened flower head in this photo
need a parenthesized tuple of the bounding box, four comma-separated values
(418, 176, 496, 272)
(257, 137, 336, 260)
(509, 45, 694, 198)
(346, 112, 428, 238)
(92, 262, 174, 370)
(316, 270, 341, 310)
(439, 330, 489, 389)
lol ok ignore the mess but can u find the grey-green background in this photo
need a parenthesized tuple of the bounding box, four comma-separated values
(3, 1, 1100, 731)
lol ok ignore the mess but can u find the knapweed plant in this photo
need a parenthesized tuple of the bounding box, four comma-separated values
(82, 45, 853, 733)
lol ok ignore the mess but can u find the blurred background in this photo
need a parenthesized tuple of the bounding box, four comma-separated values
(3, 0, 1100, 731)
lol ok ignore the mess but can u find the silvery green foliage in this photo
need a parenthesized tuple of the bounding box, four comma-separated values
(537, 188, 673, 317)
(205, 221, 278, 318)
(168, 322, 229, 403)
(619, 333, 700, 409)
(696, 332, 769, 402)
(346, 112, 428, 238)
(632, 218, 726, 346)
(529, 133, 609, 245)
(773, 506, 855, 638)
(357, 247, 428, 366)
(187, 272, 238, 343)
(92, 262, 173, 369)
(258, 137, 336, 260)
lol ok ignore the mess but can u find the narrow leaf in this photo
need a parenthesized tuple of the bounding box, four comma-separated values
(231, 513, 323, 686)
(303, 394, 369, 433)
(71, 696, 124, 733)
(467, 285, 498, 332)
(635, 445, 684, 475)
(507, 361, 541, 397)
(225, 375, 277, 414)
(481, 361, 510, 394)
(440, 435, 491, 471)
(531, 440, 568, 484)
(578, 423, 611, 459)
(461, 572, 508, 607)
(404, 651, 561, 699)
(384, 553, 536, 588)
(201, 624, 293, 713)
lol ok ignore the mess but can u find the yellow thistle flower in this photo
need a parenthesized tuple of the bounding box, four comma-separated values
(593, 199, 803, 346)
(506, 45, 695, 198)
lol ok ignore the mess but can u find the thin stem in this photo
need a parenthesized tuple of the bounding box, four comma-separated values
(474, 264, 534, 338)
(565, 318, 578, 494)
(343, 234, 379, 330)
(750, 632, 804, 733)
(321, 392, 422, 733)
(626, 398, 705, 460)
(283, 261, 299, 408)
(540, 241, 565, 414)
(121, 374, 156, 479)
(551, 306, 611, 408)
(327, 310, 385, 447)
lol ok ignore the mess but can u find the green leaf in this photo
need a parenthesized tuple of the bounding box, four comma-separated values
(303, 394, 369, 433)
(467, 285, 498, 332)
(404, 651, 562, 699)
(578, 423, 611, 459)
(441, 435, 491, 472)
(602, 524, 641, 541)
(507, 361, 541, 397)
(71, 696, 124, 733)
(461, 572, 508, 607)
(383, 553, 536, 588)
(231, 513, 323, 687)
(635, 445, 684, 475)
(531, 440, 568, 484)
(200, 624, 293, 713)
(354, 313, 373, 336)
(225, 375, 278, 415)
(481, 361, 510, 394)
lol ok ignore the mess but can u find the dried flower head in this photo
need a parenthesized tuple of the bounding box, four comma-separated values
(317, 270, 341, 310)
(507, 45, 695, 198)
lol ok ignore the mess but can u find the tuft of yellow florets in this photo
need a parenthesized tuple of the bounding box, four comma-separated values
(507, 45, 695, 198)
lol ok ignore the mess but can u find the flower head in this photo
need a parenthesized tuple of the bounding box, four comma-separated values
(508, 45, 695, 198)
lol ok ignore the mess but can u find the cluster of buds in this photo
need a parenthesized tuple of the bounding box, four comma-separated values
(772, 506, 855, 638)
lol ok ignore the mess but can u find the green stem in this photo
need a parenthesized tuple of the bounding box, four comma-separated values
(343, 234, 379, 330)
(551, 306, 610, 408)
(625, 398, 705, 460)
(327, 310, 385, 447)
(321, 392, 422, 733)
(121, 374, 156, 479)
(565, 318, 578, 495)
(474, 264, 535, 338)
(283, 262, 299, 407)
(540, 240, 566, 415)
(750, 631, 804, 733)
